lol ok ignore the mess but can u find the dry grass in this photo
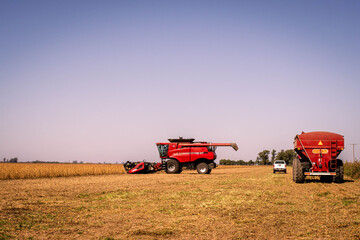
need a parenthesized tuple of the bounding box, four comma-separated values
(0, 163, 126, 180)
(0, 166, 359, 239)
(344, 161, 360, 179)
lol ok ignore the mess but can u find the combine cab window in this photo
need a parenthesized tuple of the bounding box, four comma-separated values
(157, 144, 169, 158)
(207, 146, 217, 152)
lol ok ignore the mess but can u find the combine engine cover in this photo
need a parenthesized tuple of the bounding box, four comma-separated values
(293, 131, 344, 183)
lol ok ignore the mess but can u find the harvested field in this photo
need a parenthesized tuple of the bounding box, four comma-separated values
(0, 166, 359, 239)
(0, 163, 126, 180)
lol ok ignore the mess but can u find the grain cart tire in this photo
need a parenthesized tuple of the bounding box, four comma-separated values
(206, 169, 212, 174)
(197, 162, 210, 174)
(166, 159, 181, 174)
(284, 169, 287, 174)
(334, 160, 344, 183)
(293, 158, 305, 183)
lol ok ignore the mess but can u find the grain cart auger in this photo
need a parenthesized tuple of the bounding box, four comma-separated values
(157, 137, 238, 174)
(293, 131, 344, 183)
(125, 137, 238, 174)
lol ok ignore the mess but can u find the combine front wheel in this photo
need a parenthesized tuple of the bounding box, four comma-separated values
(197, 162, 210, 174)
(166, 159, 181, 174)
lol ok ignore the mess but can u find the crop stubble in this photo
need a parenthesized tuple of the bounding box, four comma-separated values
(0, 163, 126, 180)
(0, 166, 359, 239)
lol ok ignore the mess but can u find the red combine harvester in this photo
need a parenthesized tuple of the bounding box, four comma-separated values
(293, 131, 344, 183)
(124, 137, 238, 174)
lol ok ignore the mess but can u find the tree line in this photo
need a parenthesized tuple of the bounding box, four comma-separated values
(219, 149, 297, 166)
(219, 159, 255, 165)
(256, 149, 297, 165)
(3, 157, 18, 163)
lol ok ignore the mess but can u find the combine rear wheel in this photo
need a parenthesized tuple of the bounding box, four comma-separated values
(197, 162, 210, 174)
(293, 158, 304, 183)
(166, 159, 181, 174)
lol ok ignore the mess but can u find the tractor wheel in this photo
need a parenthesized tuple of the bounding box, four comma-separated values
(166, 159, 181, 174)
(334, 160, 344, 183)
(284, 169, 287, 174)
(206, 168, 212, 174)
(197, 162, 210, 174)
(293, 158, 304, 183)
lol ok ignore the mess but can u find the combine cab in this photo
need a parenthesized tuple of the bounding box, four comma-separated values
(293, 131, 344, 183)
(157, 137, 238, 174)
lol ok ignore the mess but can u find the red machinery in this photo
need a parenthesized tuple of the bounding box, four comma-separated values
(125, 137, 238, 174)
(293, 131, 344, 183)
(124, 161, 162, 174)
(158, 138, 238, 174)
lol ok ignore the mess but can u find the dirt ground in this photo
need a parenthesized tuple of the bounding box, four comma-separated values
(1, 166, 359, 239)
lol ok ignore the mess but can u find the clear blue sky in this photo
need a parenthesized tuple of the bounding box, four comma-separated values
(1, 0, 359, 163)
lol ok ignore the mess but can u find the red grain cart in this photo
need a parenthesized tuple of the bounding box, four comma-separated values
(157, 137, 238, 174)
(293, 131, 344, 183)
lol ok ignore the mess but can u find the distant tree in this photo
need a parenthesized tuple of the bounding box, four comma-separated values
(9, 157, 18, 163)
(219, 159, 250, 165)
(276, 149, 297, 165)
(271, 149, 277, 164)
(248, 160, 254, 165)
(3, 158, 5, 162)
(255, 157, 261, 165)
(258, 150, 270, 165)
(220, 159, 233, 165)
(73, 160, 78, 164)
